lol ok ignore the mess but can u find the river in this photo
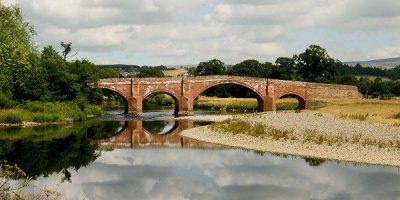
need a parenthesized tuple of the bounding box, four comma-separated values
(0, 106, 400, 199)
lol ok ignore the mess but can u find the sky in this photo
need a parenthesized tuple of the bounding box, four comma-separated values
(3, 0, 400, 65)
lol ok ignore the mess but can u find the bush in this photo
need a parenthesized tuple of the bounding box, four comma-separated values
(393, 113, 400, 119)
(84, 105, 103, 117)
(0, 93, 17, 109)
(379, 94, 394, 100)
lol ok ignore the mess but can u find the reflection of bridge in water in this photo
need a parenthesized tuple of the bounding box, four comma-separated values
(97, 120, 226, 149)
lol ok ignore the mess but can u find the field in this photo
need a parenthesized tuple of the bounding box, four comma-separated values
(317, 98, 400, 126)
(195, 96, 299, 111)
(195, 96, 400, 126)
(162, 69, 188, 77)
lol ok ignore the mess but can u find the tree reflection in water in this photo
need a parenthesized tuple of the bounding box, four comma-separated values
(0, 121, 124, 181)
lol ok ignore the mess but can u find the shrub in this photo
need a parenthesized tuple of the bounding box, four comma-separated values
(84, 105, 104, 117)
(393, 113, 400, 119)
(379, 94, 394, 100)
(0, 93, 17, 109)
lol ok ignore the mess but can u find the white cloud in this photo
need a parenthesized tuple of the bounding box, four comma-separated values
(7, 0, 400, 65)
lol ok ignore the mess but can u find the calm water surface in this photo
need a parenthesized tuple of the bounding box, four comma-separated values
(0, 107, 400, 200)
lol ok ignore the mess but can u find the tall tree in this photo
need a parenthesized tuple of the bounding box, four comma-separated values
(273, 57, 297, 80)
(230, 59, 270, 78)
(0, 1, 36, 97)
(295, 45, 341, 83)
(194, 59, 226, 76)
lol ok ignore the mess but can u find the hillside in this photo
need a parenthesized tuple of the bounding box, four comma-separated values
(345, 57, 400, 68)
(97, 64, 140, 72)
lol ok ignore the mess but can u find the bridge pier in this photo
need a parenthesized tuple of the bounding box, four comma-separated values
(264, 96, 276, 111)
(177, 96, 194, 116)
(127, 96, 143, 116)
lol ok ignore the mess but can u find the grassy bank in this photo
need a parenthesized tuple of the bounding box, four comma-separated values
(317, 98, 400, 126)
(0, 101, 103, 125)
(195, 96, 299, 111)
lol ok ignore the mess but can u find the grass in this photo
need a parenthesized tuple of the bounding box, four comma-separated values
(0, 101, 104, 124)
(209, 118, 293, 140)
(210, 118, 400, 149)
(317, 98, 400, 126)
(162, 69, 188, 77)
(195, 96, 300, 111)
(339, 113, 369, 121)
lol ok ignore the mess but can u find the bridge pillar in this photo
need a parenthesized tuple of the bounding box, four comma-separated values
(127, 96, 143, 116)
(264, 96, 276, 111)
(178, 96, 194, 116)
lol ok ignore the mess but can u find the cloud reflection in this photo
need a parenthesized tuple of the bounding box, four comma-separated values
(32, 149, 400, 200)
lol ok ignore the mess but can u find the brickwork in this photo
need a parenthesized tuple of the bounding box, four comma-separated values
(97, 76, 362, 115)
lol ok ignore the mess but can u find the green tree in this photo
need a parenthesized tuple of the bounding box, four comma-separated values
(41, 46, 78, 101)
(0, 1, 37, 98)
(273, 57, 297, 80)
(138, 67, 165, 78)
(295, 45, 341, 83)
(194, 59, 226, 76)
(230, 59, 271, 78)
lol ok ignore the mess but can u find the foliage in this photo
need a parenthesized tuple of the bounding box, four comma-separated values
(0, 101, 103, 124)
(144, 93, 174, 106)
(0, 93, 16, 109)
(229, 59, 272, 78)
(295, 45, 341, 83)
(138, 67, 165, 78)
(194, 59, 226, 76)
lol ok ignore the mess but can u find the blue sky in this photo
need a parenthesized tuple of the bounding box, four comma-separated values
(4, 0, 400, 65)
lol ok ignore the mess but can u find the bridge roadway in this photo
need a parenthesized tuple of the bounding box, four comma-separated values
(97, 75, 361, 116)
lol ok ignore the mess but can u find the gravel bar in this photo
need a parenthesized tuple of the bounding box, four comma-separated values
(180, 111, 400, 167)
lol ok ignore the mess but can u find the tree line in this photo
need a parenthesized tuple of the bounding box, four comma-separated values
(187, 45, 400, 98)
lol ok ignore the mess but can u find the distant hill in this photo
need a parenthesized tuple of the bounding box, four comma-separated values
(344, 57, 400, 69)
(97, 64, 140, 72)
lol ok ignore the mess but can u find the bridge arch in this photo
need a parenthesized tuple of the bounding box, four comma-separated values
(143, 120, 179, 135)
(98, 86, 130, 114)
(276, 93, 306, 110)
(192, 81, 266, 112)
(142, 89, 180, 115)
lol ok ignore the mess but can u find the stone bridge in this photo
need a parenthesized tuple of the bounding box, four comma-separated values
(97, 120, 226, 149)
(97, 75, 361, 116)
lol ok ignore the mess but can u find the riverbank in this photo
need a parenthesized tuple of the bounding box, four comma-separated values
(0, 101, 103, 127)
(180, 111, 400, 167)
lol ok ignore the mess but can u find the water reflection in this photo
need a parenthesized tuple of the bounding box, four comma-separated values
(97, 120, 221, 149)
(1, 113, 400, 199)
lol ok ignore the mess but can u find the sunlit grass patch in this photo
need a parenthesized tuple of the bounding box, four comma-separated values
(209, 118, 294, 140)
(339, 113, 369, 121)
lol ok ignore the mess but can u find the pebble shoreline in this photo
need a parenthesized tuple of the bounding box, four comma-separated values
(179, 111, 400, 167)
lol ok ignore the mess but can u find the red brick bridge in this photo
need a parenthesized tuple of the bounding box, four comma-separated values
(97, 76, 361, 116)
